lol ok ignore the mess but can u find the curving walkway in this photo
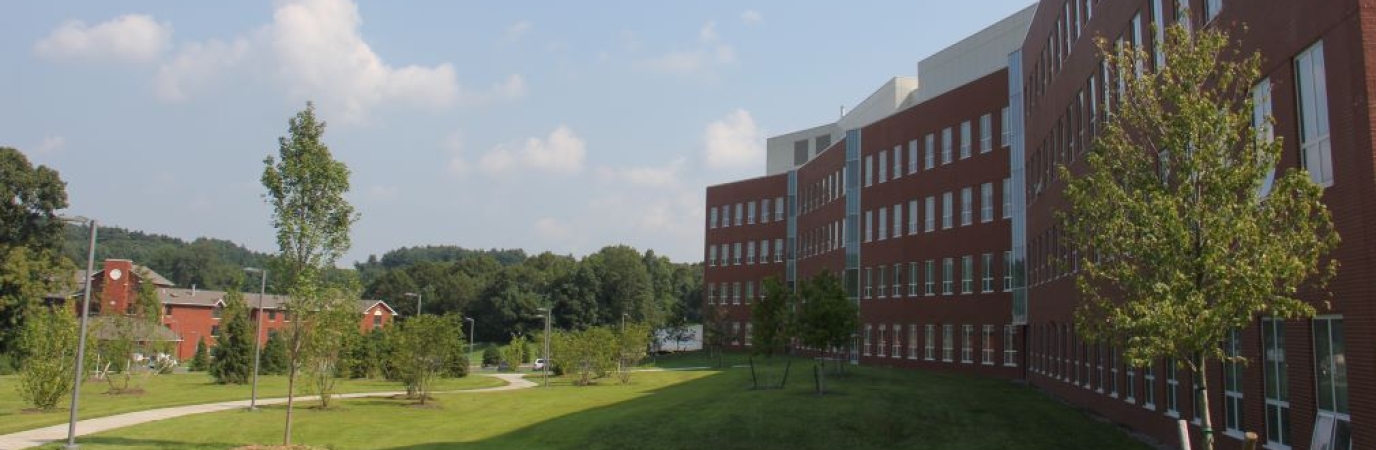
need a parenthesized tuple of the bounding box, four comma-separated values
(0, 373, 534, 450)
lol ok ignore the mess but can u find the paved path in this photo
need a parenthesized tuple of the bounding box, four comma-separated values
(0, 373, 534, 450)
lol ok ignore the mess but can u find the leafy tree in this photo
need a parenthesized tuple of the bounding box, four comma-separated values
(389, 314, 465, 404)
(615, 321, 651, 384)
(261, 101, 360, 444)
(190, 337, 209, 372)
(700, 303, 732, 368)
(260, 331, 288, 375)
(1063, 26, 1339, 450)
(15, 301, 87, 410)
(749, 277, 795, 389)
(0, 147, 70, 357)
(481, 346, 502, 367)
(210, 289, 254, 384)
(796, 270, 858, 379)
(550, 326, 617, 386)
(301, 292, 361, 409)
(501, 334, 530, 370)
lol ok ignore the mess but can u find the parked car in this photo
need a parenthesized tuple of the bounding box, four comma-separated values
(533, 359, 547, 371)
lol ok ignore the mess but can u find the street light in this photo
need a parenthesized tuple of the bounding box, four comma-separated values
(464, 317, 475, 370)
(403, 291, 422, 316)
(58, 215, 96, 450)
(535, 307, 551, 387)
(243, 267, 268, 411)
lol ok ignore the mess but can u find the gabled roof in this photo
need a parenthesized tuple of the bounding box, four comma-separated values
(160, 287, 394, 316)
(358, 299, 397, 315)
(77, 265, 176, 288)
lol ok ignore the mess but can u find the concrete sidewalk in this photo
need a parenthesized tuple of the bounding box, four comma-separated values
(0, 373, 534, 450)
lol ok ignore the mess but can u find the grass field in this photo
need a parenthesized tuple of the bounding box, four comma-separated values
(0, 372, 506, 436)
(47, 355, 1152, 450)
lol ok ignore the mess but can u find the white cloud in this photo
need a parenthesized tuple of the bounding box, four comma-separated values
(149, 0, 523, 121)
(34, 14, 172, 63)
(533, 217, 569, 240)
(31, 135, 67, 154)
(634, 21, 735, 77)
(595, 158, 685, 189)
(479, 125, 586, 175)
(741, 10, 763, 25)
(703, 109, 763, 169)
(505, 21, 532, 41)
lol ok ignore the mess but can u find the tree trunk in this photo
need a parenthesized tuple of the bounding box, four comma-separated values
(1195, 355, 1215, 450)
(284, 361, 295, 445)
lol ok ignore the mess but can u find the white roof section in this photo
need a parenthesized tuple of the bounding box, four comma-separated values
(761, 5, 1034, 176)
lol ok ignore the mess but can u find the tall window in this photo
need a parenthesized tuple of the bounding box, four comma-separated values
(732, 282, 740, 304)
(864, 210, 873, 242)
(775, 196, 784, 221)
(908, 324, 918, 359)
(747, 201, 756, 224)
(981, 325, 994, 364)
(877, 266, 887, 298)
(925, 134, 936, 169)
(877, 324, 886, 357)
(1126, 365, 1138, 403)
(721, 207, 730, 228)
(1253, 80, 1276, 198)
(1003, 177, 1013, 219)
(709, 207, 718, 228)
(1296, 42, 1333, 187)
(863, 324, 872, 355)
(908, 199, 919, 235)
(961, 256, 974, 294)
(908, 262, 919, 296)
(941, 127, 953, 165)
(865, 155, 874, 187)
(907, 140, 919, 174)
(761, 240, 770, 264)
(924, 325, 935, 360)
(761, 199, 771, 223)
(1001, 106, 1013, 147)
(891, 264, 901, 299)
(735, 203, 743, 226)
(746, 241, 756, 264)
(1110, 347, 1120, 397)
(925, 196, 936, 232)
(942, 192, 954, 229)
(893, 146, 902, 179)
(1204, 0, 1222, 22)
(1003, 325, 1018, 366)
(925, 260, 936, 295)
(744, 281, 754, 303)
(1166, 359, 1180, 416)
(980, 114, 993, 153)
(891, 323, 902, 357)
(981, 183, 994, 222)
(1224, 330, 1244, 436)
(878, 150, 888, 184)
(960, 121, 972, 159)
(864, 267, 873, 298)
(960, 187, 973, 226)
(981, 253, 994, 293)
(878, 207, 888, 241)
(961, 325, 974, 363)
(1312, 317, 1350, 450)
(942, 325, 955, 362)
(1262, 318, 1291, 447)
(892, 203, 903, 238)
(707, 246, 717, 267)
(942, 258, 954, 294)
(733, 242, 742, 265)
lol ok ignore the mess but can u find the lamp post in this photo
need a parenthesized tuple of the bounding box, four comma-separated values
(619, 313, 628, 374)
(58, 215, 96, 450)
(535, 307, 551, 387)
(403, 291, 422, 317)
(464, 317, 475, 370)
(243, 267, 267, 411)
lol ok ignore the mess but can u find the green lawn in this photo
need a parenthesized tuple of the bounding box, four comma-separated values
(0, 372, 505, 436)
(50, 357, 1151, 450)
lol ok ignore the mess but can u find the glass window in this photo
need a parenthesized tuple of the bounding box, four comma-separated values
(863, 324, 872, 355)
(1296, 42, 1333, 187)
(981, 183, 994, 222)
(908, 324, 918, 359)
(925, 134, 936, 169)
(761, 199, 770, 223)
(878, 207, 887, 241)
(961, 256, 974, 294)
(747, 201, 756, 224)
(942, 258, 954, 295)
(879, 150, 888, 184)
(1262, 318, 1291, 447)
(959, 121, 972, 159)
(1253, 80, 1276, 198)
(1204, 0, 1222, 22)
(925, 260, 935, 296)
(1312, 317, 1350, 450)
(907, 140, 919, 174)
(942, 192, 954, 229)
(864, 210, 873, 242)
(980, 114, 993, 153)
(908, 199, 919, 235)
(734, 203, 743, 226)
(1004, 325, 1018, 366)
(1004, 251, 1014, 292)
(943, 324, 954, 362)
(982, 325, 994, 364)
(709, 207, 718, 228)
(865, 155, 874, 187)
(941, 127, 953, 165)
(1224, 329, 1244, 435)
(1003, 178, 1013, 219)
(892, 264, 901, 298)
(925, 196, 936, 232)
(893, 145, 903, 179)
(892, 203, 903, 238)
(775, 196, 785, 221)
(982, 253, 994, 293)
(961, 187, 973, 226)
(708, 246, 717, 267)
(774, 238, 783, 262)
(962, 325, 974, 363)
(864, 267, 873, 298)
(1001, 106, 1013, 147)
(908, 262, 919, 297)
(924, 325, 935, 360)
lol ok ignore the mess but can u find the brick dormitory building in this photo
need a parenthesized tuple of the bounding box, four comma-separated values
(57, 259, 395, 361)
(704, 1, 1372, 449)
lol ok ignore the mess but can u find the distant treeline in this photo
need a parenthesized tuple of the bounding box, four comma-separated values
(63, 226, 703, 341)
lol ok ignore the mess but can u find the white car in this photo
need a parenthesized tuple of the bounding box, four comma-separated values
(533, 359, 547, 370)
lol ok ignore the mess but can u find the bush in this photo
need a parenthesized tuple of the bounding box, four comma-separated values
(0, 352, 18, 375)
(17, 304, 84, 410)
(482, 346, 501, 367)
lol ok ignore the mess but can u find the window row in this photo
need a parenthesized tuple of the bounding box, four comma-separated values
(705, 280, 772, 306)
(708, 197, 785, 229)
(861, 109, 1011, 189)
(861, 179, 1012, 243)
(800, 168, 845, 215)
(861, 323, 1018, 367)
(1026, 316, 1349, 450)
(706, 239, 785, 267)
(860, 252, 1014, 299)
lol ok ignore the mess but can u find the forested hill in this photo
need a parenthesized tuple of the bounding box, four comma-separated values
(61, 224, 272, 292)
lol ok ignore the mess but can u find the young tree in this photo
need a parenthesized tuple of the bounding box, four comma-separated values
(261, 102, 360, 444)
(301, 292, 360, 409)
(190, 337, 210, 372)
(210, 289, 254, 384)
(749, 277, 794, 389)
(1063, 26, 1339, 450)
(700, 303, 732, 368)
(15, 302, 85, 410)
(550, 326, 617, 386)
(615, 321, 651, 384)
(389, 314, 464, 404)
(260, 331, 287, 375)
(796, 270, 858, 382)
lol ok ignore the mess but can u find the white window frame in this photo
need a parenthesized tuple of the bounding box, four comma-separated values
(925, 260, 935, 296)
(878, 207, 887, 241)
(774, 238, 784, 263)
(924, 325, 935, 360)
(864, 155, 874, 187)
(908, 324, 918, 359)
(891, 323, 901, 358)
(709, 207, 718, 229)
(1003, 325, 1018, 367)
(775, 196, 784, 221)
(1003, 177, 1013, 219)
(924, 134, 936, 169)
(960, 121, 972, 159)
(1311, 316, 1350, 450)
(878, 150, 888, 184)
(863, 324, 872, 356)
(908, 199, 919, 235)
(942, 192, 954, 229)
(877, 324, 887, 357)
(981, 253, 994, 293)
(942, 258, 954, 295)
(981, 182, 994, 223)
(925, 196, 936, 232)
(980, 114, 993, 153)
(961, 325, 974, 363)
(961, 256, 974, 294)
(943, 325, 954, 362)
(893, 145, 903, 179)
(1000, 106, 1013, 148)
(1262, 317, 1291, 448)
(1223, 329, 1244, 437)
(864, 210, 873, 243)
(981, 325, 994, 365)
(941, 127, 953, 165)
(892, 203, 903, 238)
(1295, 42, 1333, 187)
(1003, 250, 1014, 292)
(960, 187, 973, 226)
(907, 140, 919, 174)
(747, 201, 756, 224)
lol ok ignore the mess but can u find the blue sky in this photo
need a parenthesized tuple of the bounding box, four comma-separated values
(1, 0, 1035, 265)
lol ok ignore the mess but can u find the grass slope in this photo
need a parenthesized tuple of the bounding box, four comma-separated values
(50, 356, 1150, 450)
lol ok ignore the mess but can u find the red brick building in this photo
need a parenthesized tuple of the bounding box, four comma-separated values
(74, 259, 395, 360)
(705, 2, 1371, 449)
